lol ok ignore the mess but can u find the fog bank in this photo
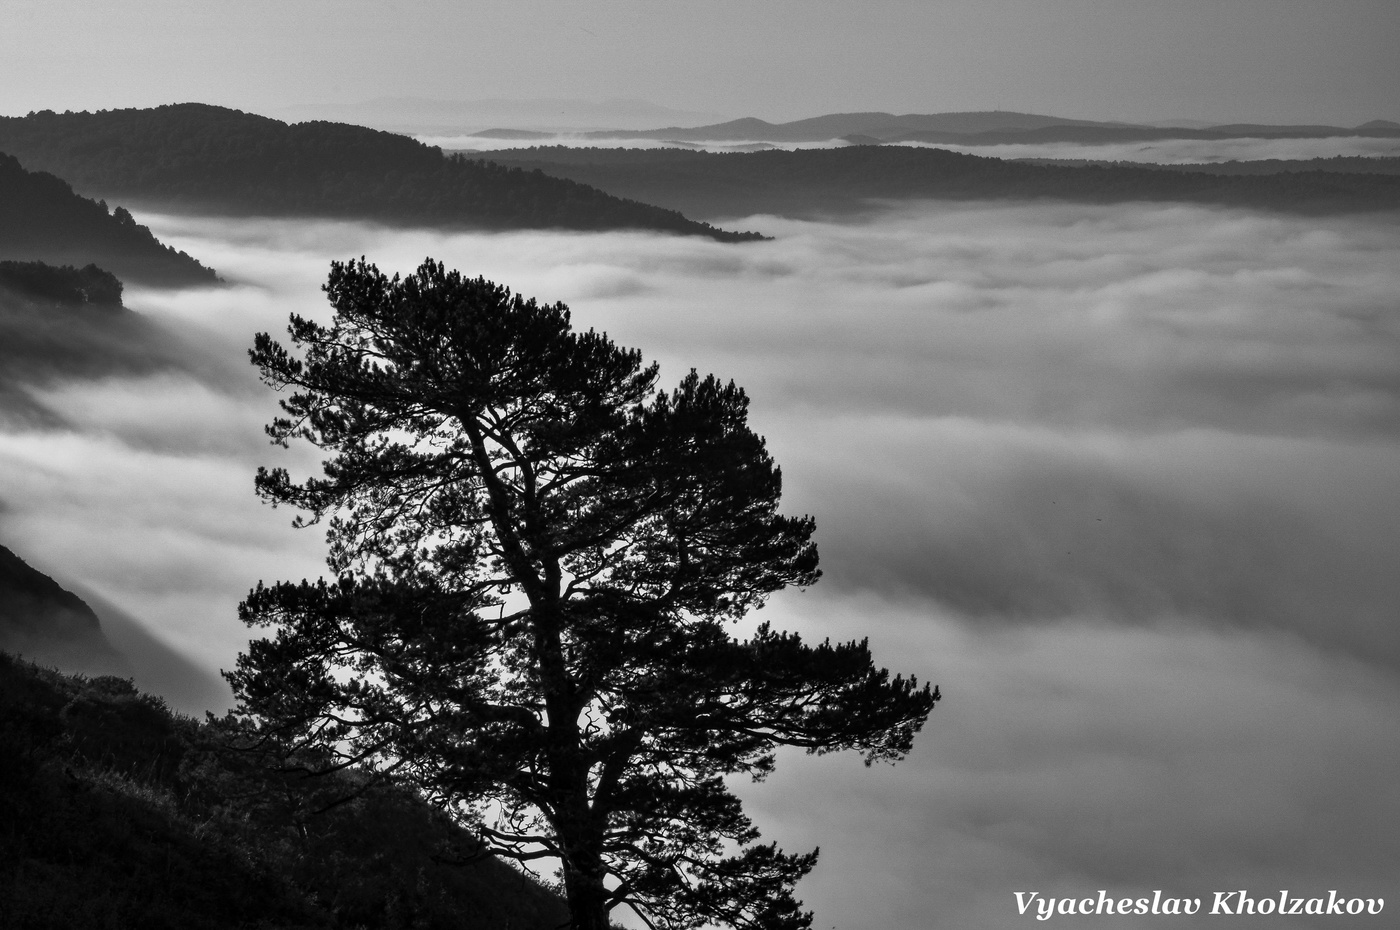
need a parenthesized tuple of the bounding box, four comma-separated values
(0, 198, 1395, 926)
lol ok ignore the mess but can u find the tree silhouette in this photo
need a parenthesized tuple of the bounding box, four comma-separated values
(230, 259, 938, 930)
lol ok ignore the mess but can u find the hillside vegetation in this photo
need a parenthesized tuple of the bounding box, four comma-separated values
(0, 105, 763, 241)
(0, 651, 572, 929)
(0, 260, 124, 309)
(0, 153, 218, 287)
(474, 145, 1400, 220)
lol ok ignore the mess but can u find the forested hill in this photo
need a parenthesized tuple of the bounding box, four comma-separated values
(0, 153, 218, 286)
(0, 105, 763, 241)
(474, 145, 1400, 221)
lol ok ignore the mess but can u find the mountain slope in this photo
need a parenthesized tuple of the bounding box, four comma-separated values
(0, 104, 763, 241)
(0, 153, 218, 286)
(0, 652, 571, 929)
(0, 543, 126, 676)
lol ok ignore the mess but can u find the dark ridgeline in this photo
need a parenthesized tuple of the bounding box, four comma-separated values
(0, 652, 571, 929)
(0, 105, 765, 241)
(0, 153, 219, 287)
(473, 144, 1400, 220)
(0, 543, 125, 675)
(574, 110, 1128, 143)
(871, 121, 1400, 147)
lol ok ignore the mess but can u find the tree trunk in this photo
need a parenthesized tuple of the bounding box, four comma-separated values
(536, 597, 609, 929)
(562, 853, 611, 930)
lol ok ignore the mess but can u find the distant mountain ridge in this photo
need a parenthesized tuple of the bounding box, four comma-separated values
(552, 110, 1400, 145)
(577, 110, 1132, 142)
(892, 123, 1400, 147)
(477, 145, 1400, 220)
(0, 104, 763, 241)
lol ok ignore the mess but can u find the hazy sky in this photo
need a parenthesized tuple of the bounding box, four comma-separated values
(2, 0, 1397, 125)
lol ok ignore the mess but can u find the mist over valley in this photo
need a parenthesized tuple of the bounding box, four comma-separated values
(3, 167, 1397, 924)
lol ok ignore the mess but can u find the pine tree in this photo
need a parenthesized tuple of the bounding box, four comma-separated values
(230, 258, 938, 930)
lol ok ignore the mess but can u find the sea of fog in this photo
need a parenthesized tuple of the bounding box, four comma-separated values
(1, 199, 1397, 928)
(421, 132, 1400, 164)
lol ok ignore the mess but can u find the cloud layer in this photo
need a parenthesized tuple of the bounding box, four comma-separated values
(0, 199, 1395, 926)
